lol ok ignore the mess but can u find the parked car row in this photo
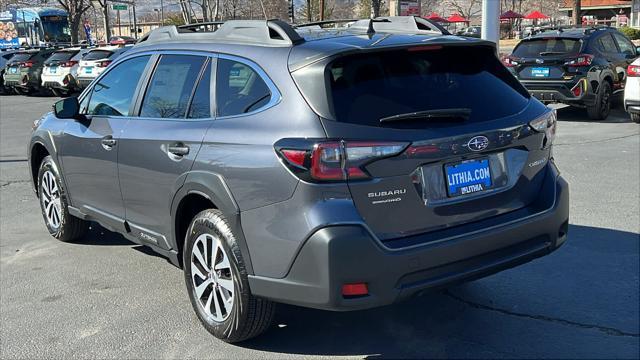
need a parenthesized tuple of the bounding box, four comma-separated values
(1, 45, 131, 96)
(502, 26, 640, 122)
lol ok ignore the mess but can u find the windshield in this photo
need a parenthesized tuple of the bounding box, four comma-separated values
(47, 51, 77, 62)
(513, 38, 582, 57)
(84, 50, 113, 61)
(328, 46, 529, 127)
(40, 16, 71, 42)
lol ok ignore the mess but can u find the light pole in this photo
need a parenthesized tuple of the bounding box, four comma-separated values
(160, 0, 164, 25)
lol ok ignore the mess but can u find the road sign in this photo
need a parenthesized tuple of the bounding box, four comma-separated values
(112, 4, 128, 11)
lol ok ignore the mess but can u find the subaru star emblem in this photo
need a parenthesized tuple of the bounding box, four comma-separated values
(467, 136, 489, 151)
(535, 58, 544, 64)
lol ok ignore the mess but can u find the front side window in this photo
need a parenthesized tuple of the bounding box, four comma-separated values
(87, 55, 150, 116)
(216, 58, 272, 117)
(140, 55, 207, 119)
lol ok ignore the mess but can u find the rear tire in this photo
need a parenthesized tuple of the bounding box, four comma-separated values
(37, 156, 89, 242)
(587, 81, 611, 120)
(631, 113, 640, 124)
(183, 209, 275, 343)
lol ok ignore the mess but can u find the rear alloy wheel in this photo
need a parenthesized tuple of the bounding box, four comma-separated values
(631, 113, 640, 123)
(37, 156, 89, 242)
(587, 81, 611, 120)
(183, 209, 275, 343)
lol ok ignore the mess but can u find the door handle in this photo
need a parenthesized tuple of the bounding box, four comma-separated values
(101, 136, 117, 150)
(167, 144, 190, 156)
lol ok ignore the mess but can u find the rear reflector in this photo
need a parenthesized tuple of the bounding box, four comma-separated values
(342, 283, 368, 297)
(280, 149, 307, 168)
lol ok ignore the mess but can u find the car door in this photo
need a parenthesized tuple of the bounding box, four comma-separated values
(117, 53, 214, 248)
(597, 33, 627, 86)
(58, 55, 151, 232)
(612, 32, 639, 87)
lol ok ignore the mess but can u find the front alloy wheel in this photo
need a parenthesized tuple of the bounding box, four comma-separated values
(40, 170, 62, 230)
(37, 155, 88, 242)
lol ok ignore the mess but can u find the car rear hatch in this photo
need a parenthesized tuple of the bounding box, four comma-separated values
(506, 37, 586, 80)
(286, 43, 556, 243)
(4, 52, 34, 78)
(44, 50, 79, 76)
(78, 49, 114, 77)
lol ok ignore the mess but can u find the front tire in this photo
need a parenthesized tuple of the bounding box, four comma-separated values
(631, 113, 640, 123)
(37, 156, 89, 242)
(587, 81, 611, 120)
(183, 209, 275, 343)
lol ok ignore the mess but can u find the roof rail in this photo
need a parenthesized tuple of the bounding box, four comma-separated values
(348, 16, 450, 35)
(178, 21, 225, 32)
(294, 19, 357, 28)
(377, 16, 450, 35)
(582, 25, 614, 34)
(138, 19, 304, 47)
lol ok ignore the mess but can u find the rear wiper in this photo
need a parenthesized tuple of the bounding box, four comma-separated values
(539, 51, 565, 56)
(379, 108, 471, 123)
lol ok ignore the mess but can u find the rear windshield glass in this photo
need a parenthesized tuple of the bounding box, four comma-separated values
(8, 53, 33, 63)
(48, 51, 78, 62)
(84, 50, 113, 60)
(328, 46, 529, 127)
(512, 38, 582, 57)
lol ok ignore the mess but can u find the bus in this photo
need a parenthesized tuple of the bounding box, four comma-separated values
(1, 7, 70, 49)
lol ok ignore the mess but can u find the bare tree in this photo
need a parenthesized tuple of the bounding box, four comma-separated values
(56, 0, 93, 43)
(92, 0, 111, 41)
(446, 0, 481, 20)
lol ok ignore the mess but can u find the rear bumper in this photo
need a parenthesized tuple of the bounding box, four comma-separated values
(521, 79, 596, 107)
(249, 162, 569, 311)
(624, 99, 640, 114)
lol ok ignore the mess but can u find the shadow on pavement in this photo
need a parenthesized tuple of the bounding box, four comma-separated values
(556, 104, 632, 124)
(239, 224, 639, 358)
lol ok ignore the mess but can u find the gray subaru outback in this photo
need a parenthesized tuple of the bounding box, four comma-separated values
(28, 17, 569, 342)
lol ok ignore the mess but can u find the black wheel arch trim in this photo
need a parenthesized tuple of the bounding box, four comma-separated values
(170, 170, 254, 275)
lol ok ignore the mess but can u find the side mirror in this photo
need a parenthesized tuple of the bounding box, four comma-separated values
(53, 97, 81, 119)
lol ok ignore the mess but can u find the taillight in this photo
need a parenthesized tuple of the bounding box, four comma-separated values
(564, 54, 593, 67)
(502, 55, 519, 67)
(277, 140, 409, 182)
(97, 60, 112, 67)
(627, 65, 640, 77)
(61, 60, 78, 67)
(529, 109, 557, 148)
(20, 61, 34, 68)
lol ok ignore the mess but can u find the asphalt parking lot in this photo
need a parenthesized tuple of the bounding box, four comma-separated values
(1, 94, 638, 359)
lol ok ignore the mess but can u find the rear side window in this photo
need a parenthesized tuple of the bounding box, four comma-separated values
(140, 55, 207, 119)
(47, 51, 78, 62)
(87, 55, 150, 116)
(598, 34, 618, 53)
(84, 50, 113, 61)
(512, 38, 582, 57)
(216, 58, 272, 117)
(328, 46, 529, 127)
(188, 60, 212, 119)
(613, 32, 636, 56)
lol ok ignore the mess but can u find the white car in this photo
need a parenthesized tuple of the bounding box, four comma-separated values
(76, 46, 130, 89)
(624, 57, 640, 123)
(41, 48, 90, 95)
